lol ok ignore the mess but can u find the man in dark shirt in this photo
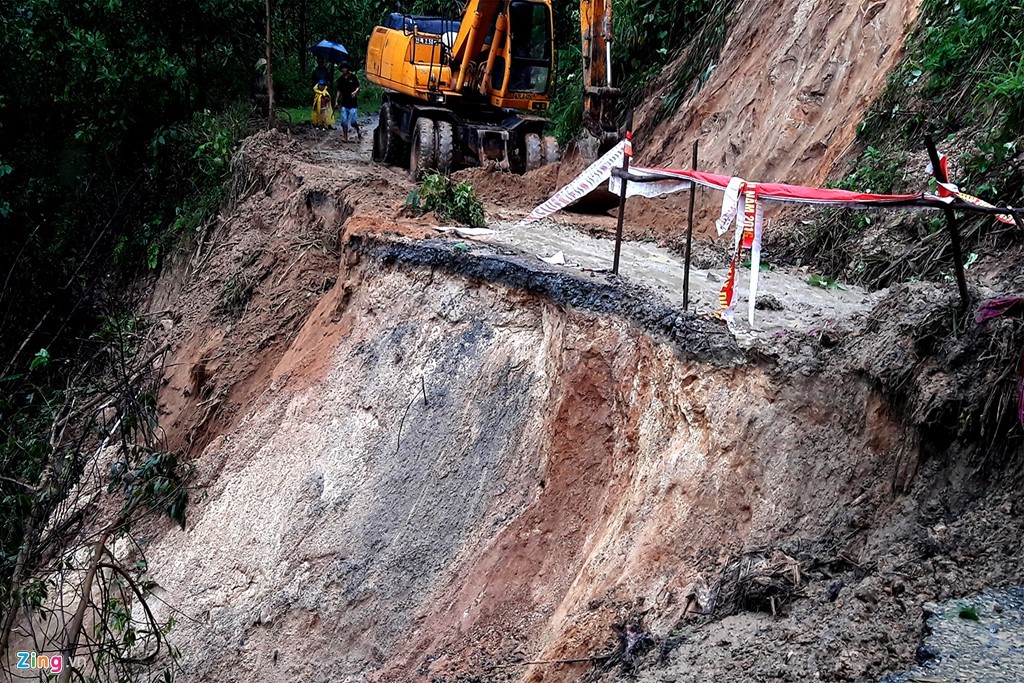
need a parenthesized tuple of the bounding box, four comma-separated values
(334, 64, 361, 142)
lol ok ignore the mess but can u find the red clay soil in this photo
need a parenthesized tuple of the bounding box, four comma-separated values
(151, 128, 414, 457)
(626, 0, 924, 239)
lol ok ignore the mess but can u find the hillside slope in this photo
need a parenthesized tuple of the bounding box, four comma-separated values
(112, 129, 1022, 683)
(634, 0, 922, 196)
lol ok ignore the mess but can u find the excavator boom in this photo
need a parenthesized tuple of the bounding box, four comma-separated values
(581, 0, 620, 140)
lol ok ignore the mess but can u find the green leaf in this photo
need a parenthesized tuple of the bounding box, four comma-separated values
(29, 348, 50, 372)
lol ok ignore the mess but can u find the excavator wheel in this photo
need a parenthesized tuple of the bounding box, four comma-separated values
(541, 136, 560, 165)
(524, 133, 543, 172)
(371, 119, 383, 163)
(410, 117, 437, 180)
(378, 102, 406, 166)
(435, 120, 454, 176)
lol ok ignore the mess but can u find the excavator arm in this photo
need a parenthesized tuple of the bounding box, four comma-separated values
(580, 0, 620, 141)
(449, 0, 503, 88)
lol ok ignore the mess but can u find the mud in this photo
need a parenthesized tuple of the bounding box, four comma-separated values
(882, 586, 1024, 683)
(356, 236, 740, 364)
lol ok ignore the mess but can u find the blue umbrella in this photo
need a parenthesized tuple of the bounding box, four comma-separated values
(309, 40, 349, 65)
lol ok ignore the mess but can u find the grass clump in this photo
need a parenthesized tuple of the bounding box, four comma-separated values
(958, 604, 981, 621)
(412, 174, 486, 227)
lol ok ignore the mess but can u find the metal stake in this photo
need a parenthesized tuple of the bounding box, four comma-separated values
(683, 140, 698, 310)
(612, 111, 634, 275)
(924, 135, 969, 309)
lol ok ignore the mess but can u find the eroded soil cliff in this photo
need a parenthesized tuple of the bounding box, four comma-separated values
(114, 127, 1024, 683)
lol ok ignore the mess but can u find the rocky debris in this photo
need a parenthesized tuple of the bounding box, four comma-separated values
(756, 294, 785, 311)
(880, 586, 1024, 683)
(133, 119, 1024, 683)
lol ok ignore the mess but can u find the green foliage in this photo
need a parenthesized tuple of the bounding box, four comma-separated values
(791, 0, 1024, 290)
(546, 0, 732, 141)
(28, 348, 50, 372)
(808, 274, 843, 291)
(861, 0, 1024, 145)
(0, 155, 11, 218)
(650, 0, 734, 122)
(417, 174, 486, 227)
(835, 146, 908, 195)
(0, 379, 57, 598)
(614, 0, 728, 98)
(551, 39, 585, 145)
(741, 258, 772, 272)
(116, 449, 190, 529)
(958, 604, 980, 621)
(269, 0, 395, 110)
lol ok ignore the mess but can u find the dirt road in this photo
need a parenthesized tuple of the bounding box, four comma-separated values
(306, 115, 884, 348)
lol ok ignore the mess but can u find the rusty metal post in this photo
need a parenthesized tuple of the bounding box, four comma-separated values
(925, 135, 969, 309)
(683, 140, 698, 310)
(612, 111, 634, 275)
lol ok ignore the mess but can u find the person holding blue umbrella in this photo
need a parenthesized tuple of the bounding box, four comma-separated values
(309, 40, 349, 65)
(308, 41, 349, 132)
(311, 56, 331, 90)
(310, 56, 334, 129)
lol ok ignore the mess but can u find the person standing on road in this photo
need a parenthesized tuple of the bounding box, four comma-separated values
(312, 80, 334, 129)
(334, 64, 361, 142)
(311, 57, 332, 90)
(310, 57, 335, 130)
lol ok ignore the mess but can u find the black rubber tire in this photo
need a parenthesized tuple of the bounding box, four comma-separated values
(542, 136, 560, 165)
(379, 101, 407, 166)
(371, 116, 383, 162)
(410, 117, 437, 180)
(377, 102, 392, 162)
(436, 120, 454, 176)
(524, 133, 542, 172)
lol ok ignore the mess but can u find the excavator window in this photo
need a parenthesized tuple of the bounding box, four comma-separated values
(507, 1, 551, 94)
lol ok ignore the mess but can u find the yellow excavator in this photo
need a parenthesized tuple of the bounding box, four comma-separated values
(366, 0, 619, 177)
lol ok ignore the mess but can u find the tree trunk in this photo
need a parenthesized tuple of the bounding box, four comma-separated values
(57, 530, 111, 683)
(299, 0, 308, 76)
(265, 0, 276, 129)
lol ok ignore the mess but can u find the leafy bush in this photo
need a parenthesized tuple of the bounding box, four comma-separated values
(615, 0, 732, 118)
(835, 146, 909, 195)
(551, 40, 586, 144)
(417, 174, 486, 227)
(863, 0, 1024, 144)
(791, 0, 1024, 289)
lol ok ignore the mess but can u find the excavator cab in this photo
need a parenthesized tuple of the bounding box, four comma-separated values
(504, 2, 553, 95)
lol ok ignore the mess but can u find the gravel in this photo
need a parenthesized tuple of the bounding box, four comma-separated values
(880, 586, 1024, 683)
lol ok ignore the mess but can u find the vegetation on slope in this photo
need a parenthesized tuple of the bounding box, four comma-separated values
(0, 2, 392, 678)
(786, 0, 1024, 288)
(550, 0, 733, 143)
